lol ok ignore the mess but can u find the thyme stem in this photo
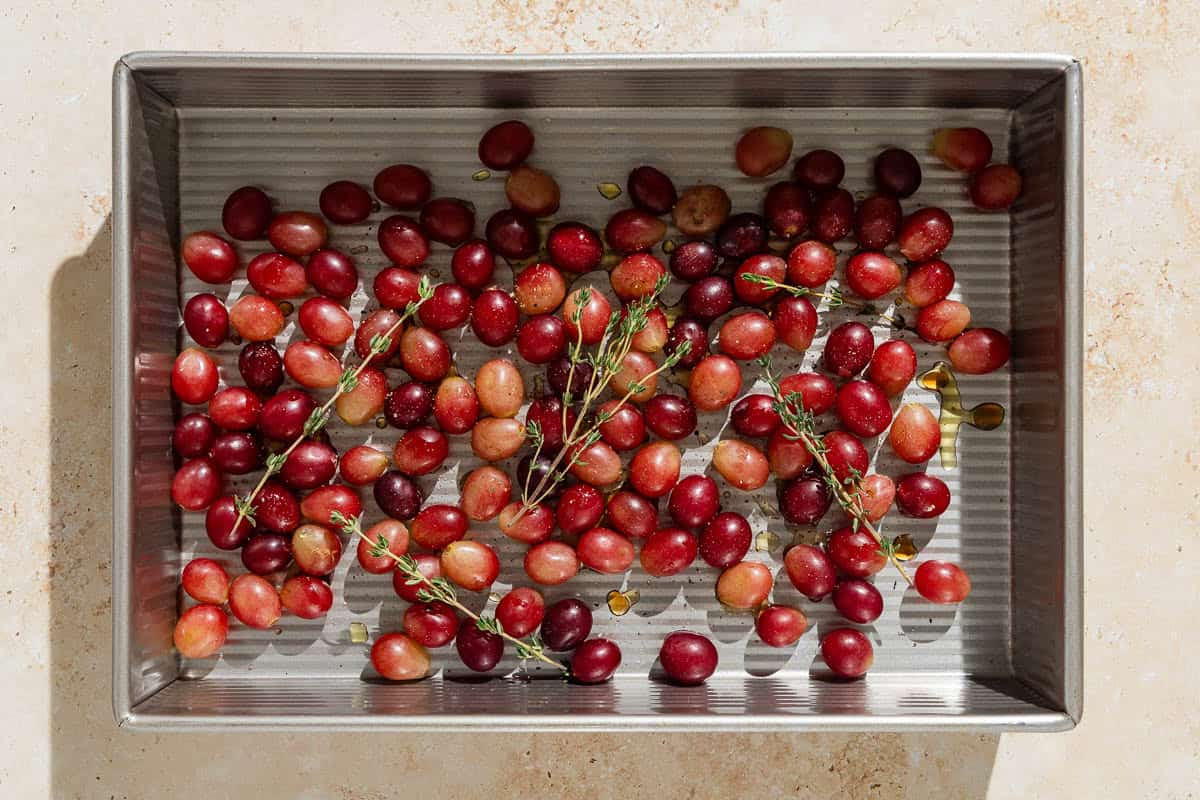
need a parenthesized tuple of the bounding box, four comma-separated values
(738, 272, 906, 330)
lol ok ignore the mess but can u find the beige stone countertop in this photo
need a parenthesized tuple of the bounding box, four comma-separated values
(2, 1, 1197, 797)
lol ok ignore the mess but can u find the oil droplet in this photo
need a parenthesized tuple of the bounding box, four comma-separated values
(966, 402, 1005, 430)
(488, 592, 502, 603)
(229, 334, 243, 346)
(755, 531, 780, 552)
(892, 533, 918, 561)
(918, 360, 1006, 469)
(606, 589, 639, 616)
(597, 182, 623, 200)
(349, 622, 369, 644)
(428, 268, 441, 279)
(661, 239, 679, 254)
(349, 244, 369, 255)
(472, 169, 491, 181)
(375, 415, 388, 429)
(276, 301, 295, 316)
(600, 250, 623, 270)
(753, 497, 780, 518)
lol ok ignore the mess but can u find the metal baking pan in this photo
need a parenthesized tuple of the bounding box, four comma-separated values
(112, 52, 1083, 731)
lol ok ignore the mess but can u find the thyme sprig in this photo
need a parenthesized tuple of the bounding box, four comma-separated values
(511, 276, 690, 522)
(756, 355, 913, 586)
(738, 272, 906, 330)
(224, 277, 435, 540)
(330, 512, 567, 671)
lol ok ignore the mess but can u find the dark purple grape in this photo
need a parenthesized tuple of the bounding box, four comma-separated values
(715, 212, 767, 259)
(669, 240, 717, 282)
(665, 317, 708, 368)
(241, 533, 292, 575)
(373, 470, 423, 520)
(210, 431, 263, 474)
(455, 623, 504, 672)
(874, 148, 922, 198)
(384, 381, 435, 428)
(238, 342, 284, 394)
(684, 276, 734, 323)
(540, 598, 592, 651)
(627, 166, 677, 214)
(779, 478, 831, 525)
(547, 357, 594, 400)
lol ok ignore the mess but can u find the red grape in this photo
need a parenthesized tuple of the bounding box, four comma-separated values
(280, 440, 337, 489)
(208, 387, 261, 431)
(811, 188, 854, 243)
(969, 164, 1022, 210)
(606, 490, 658, 540)
(668, 475, 720, 529)
(247, 252, 308, 299)
(456, 623, 504, 672)
(478, 120, 534, 169)
(546, 222, 603, 273)
(470, 417, 525, 462)
(820, 628, 873, 678)
(182, 231, 238, 283)
(854, 194, 901, 250)
(755, 605, 808, 647)
(496, 587, 545, 638)
(845, 252, 902, 299)
(434, 376, 479, 434)
(577, 527, 635, 574)
(183, 293, 229, 348)
(562, 286, 613, 345)
(786, 239, 837, 287)
(460, 466, 511, 522)
(335, 367, 388, 426)
(889, 403, 940, 463)
(410, 504, 469, 550)
(664, 317, 708, 368)
(766, 427, 813, 480)
(832, 578, 884, 624)
(221, 186, 271, 240)
(716, 212, 768, 259)
(210, 431, 261, 474)
(570, 638, 622, 684)
(238, 341, 284, 394)
(779, 477, 831, 525)
(267, 211, 327, 256)
(605, 208, 667, 254)
(498, 501, 555, 544)
(404, 601, 460, 647)
(627, 165, 677, 214)
(172, 457, 221, 510)
(718, 311, 776, 360)
(228, 574, 282, 629)
(298, 297, 354, 346)
(486, 208, 540, 260)
(291, 522, 342, 577)
(867, 340, 917, 397)
(419, 197, 475, 245)
(505, 165, 560, 217)
(524, 541, 580, 586)
(610, 351, 658, 403)
(419, 283, 472, 331)
(282, 578, 337, 624)
(173, 605, 228, 658)
(673, 184, 731, 237)
(823, 322, 875, 377)
(373, 266, 422, 309)
(475, 358, 524, 418)
(731, 394, 782, 438)
(569, 440, 623, 487)
(736, 126, 793, 177)
(400, 327, 451, 383)
(451, 239, 496, 290)
(895, 473, 951, 518)
(371, 633, 431, 680)
(173, 412, 215, 458)
(392, 553, 441, 602)
(764, 181, 811, 238)
(470, 289, 519, 346)
(659, 631, 718, 685)
(172, 348, 219, 405)
(355, 308, 403, 361)
(516, 315, 567, 364)
(229, 296, 284, 341)
(374, 164, 432, 210)
(916, 299, 971, 342)
(827, 526, 886, 578)
(557, 483, 606, 536)
(357, 518, 408, 573)
(854, 473, 895, 522)
(441, 540, 500, 591)
(733, 254, 786, 304)
(318, 180, 371, 224)
(778, 372, 836, 415)
(378, 215, 430, 267)
(669, 240, 717, 282)
(629, 440, 681, 498)
(948, 328, 1011, 374)
(793, 149, 845, 190)
(241, 533, 292, 575)
(392, 427, 449, 476)
(874, 147, 922, 197)
(300, 485, 361, 527)
(689, 355, 741, 411)
(611, 253, 666, 301)
(182, 558, 230, 604)
(784, 543, 836, 600)
(640, 527, 698, 576)
(914, 561, 972, 604)
(643, 394, 697, 442)
(699, 512, 752, 569)
(526, 395, 575, 452)
(597, 399, 646, 451)
(284, 340, 341, 389)
(541, 598, 592, 651)
(251, 480, 301, 533)
(898, 207, 953, 262)
(773, 295, 818, 352)
(514, 262, 567, 315)
(716, 561, 773, 610)
(712, 440, 770, 492)
(823, 430, 869, 484)
(903, 259, 955, 308)
(932, 127, 993, 172)
(206, 496, 253, 550)
(836, 380, 893, 438)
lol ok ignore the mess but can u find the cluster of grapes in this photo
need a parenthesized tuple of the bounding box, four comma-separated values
(169, 118, 1014, 684)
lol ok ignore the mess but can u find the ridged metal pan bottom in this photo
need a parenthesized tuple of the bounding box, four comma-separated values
(172, 106, 1013, 686)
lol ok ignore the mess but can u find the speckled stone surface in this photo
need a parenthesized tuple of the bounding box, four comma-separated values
(2, 1, 1198, 797)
